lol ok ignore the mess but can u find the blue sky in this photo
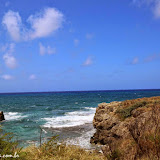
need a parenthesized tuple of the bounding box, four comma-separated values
(0, 0, 160, 92)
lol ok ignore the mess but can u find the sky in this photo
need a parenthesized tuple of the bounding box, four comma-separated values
(0, 0, 160, 93)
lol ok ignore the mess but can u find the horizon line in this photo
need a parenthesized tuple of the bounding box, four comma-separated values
(0, 88, 160, 94)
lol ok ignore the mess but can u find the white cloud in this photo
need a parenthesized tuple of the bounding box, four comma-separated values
(2, 43, 17, 69)
(74, 39, 79, 46)
(39, 43, 56, 55)
(3, 54, 17, 69)
(153, 0, 160, 18)
(82, 56, 93, 66)
(86, 33, 94, 39)
(131, 57, 139, 65)
(2, 8, 64, 41)
(2, 11, 22, 41)
(1, 74, 14, 80)
(29, 74, 36, 80)
(133, 0, 160, 18)
(28, 8, 64, 39)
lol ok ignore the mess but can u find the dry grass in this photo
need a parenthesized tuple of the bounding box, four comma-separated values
(127, 100, 160, 160)
(105, 96, 160, 159)
(120, 96, 160, 109)
(22, 136, 106, 160)
(23, 144, 106, 160)
(116, 96, 160, 120)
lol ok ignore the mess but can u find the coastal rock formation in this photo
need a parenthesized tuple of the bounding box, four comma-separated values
(0, 111, 5, 121)
(91, 97, 160, 160)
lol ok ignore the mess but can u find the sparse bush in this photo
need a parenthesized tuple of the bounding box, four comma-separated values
(106, 149, 121, 160)
(116, 101, 147, 119)
(128, 103, 160, 160)
(0, 127, 26, 159)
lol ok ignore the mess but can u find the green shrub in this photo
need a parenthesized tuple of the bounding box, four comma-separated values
(116, 101, 147, 119)
(0, 127, 26, 159)
(106, 149, 121, 160)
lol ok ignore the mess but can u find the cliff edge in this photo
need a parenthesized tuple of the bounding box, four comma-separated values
(91, 96, 160, 160)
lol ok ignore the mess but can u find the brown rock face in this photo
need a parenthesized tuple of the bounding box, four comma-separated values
(91, 97, 160, 160)
(0, 111, 5, 121)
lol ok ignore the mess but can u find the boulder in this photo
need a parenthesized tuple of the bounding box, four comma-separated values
(0, 111, 5, 121)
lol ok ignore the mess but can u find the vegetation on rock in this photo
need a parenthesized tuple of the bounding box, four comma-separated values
(91, 96, 160, 160)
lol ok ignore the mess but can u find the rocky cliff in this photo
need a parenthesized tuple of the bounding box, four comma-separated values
(91, 96, 160, 160)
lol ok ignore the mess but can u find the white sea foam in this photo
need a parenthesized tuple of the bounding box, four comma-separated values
(5, 112, 26, 121)
(42, 107, 96, 128)
(65, 129, 97, 149)
(84, 107, 96, 110)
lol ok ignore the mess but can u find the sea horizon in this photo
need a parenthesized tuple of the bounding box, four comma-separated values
(1, 88, 160, 95)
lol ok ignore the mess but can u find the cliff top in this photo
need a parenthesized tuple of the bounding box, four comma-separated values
(91, 96, 160, 160)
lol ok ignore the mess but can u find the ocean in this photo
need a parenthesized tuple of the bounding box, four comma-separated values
(0, 89, 160, 148)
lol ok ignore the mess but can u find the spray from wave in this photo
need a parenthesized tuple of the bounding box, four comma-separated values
(5, 112, 27, 121)
(42, 107, 96, 128)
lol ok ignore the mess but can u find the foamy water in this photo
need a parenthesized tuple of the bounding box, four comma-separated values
(42, 107, 96, 128)
(5, 112, 27, 121)
(65, 129, 96, 149)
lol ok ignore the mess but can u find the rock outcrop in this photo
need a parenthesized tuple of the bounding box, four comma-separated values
(91, 97, 160, 160)
(0, 111, 5, 121)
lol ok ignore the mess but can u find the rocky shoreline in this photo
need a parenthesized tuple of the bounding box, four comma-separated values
(91, 96, 160, 159)
(43, 123, 100, 150)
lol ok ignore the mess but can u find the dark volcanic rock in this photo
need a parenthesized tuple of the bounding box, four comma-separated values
(0, 111, 5, 121)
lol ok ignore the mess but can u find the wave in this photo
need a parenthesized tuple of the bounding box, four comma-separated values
(42, 107, 96, 128)
(84, 107, 96, 110)
(65, 129, 96, 149)
(5, 112, 27, 121)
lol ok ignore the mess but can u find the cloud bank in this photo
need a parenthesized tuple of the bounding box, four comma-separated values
(2, 8, 64, 41)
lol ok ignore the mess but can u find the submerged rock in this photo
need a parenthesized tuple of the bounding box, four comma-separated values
(91, 97, 160, 160)
(0, 111, 5, 121)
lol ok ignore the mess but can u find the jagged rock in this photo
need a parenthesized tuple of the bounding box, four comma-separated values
(0, 111, 5, 121)
(91, 97, 160, 160)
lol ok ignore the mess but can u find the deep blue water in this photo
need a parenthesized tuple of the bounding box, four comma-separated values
(0, 89, 160, 146)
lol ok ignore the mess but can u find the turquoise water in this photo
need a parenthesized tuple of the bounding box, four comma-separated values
(0, 90, 160, 146)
